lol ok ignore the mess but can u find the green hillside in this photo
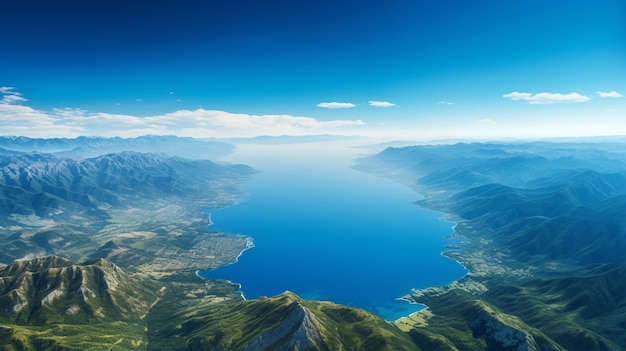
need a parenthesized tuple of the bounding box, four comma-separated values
(0, 256, 163, 350)
(360, 141, 626, 350)
(0, 255, 425, 351)
(147, 291, 418, 351)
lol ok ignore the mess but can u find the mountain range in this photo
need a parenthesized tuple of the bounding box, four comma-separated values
(0, 135, 234, 160)
(0, 151, 254, 217)
(2, 136, 626, 350)
(0, 136, 431, 350)
(358, 141, 626, 350)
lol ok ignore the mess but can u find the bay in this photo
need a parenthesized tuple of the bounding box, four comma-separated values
(200, 140, 467, 321)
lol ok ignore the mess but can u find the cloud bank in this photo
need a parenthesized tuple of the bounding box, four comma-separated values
(503, 91, 590, 104)
(316, 102, 356, 109)
(1, 88, 365, 138)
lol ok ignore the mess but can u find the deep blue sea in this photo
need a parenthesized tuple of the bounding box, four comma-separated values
(200, 141, 467, 321)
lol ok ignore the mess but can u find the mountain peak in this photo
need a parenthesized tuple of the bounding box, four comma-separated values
(275, 290, 303, 303)
(0, 256, 162, 325)
(243, 293, 324, 351)
(0, 255, 74, 277)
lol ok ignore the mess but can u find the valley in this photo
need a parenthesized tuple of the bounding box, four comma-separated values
(1, 136, 625, 350)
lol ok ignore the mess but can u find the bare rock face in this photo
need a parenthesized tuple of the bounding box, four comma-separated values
(243, 297, 324, 351)
(470, 312, 540, 351)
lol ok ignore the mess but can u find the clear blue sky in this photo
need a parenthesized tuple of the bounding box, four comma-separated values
(1, 0, 624, 139)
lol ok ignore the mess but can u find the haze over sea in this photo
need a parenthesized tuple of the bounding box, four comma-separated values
(201, 140, 467, 320)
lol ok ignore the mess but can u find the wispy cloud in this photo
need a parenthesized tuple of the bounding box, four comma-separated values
(317, 102, 356, 109)
(503, 91, 590, 104)
(597, 91, 623, 98)
(1, 88, 365, 138)
(438, 101, 455, 105)
(0, 87, 28, 104)
(368, 101, 395, 108)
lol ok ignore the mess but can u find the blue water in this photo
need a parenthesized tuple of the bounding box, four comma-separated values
(200, 142, 467, 321)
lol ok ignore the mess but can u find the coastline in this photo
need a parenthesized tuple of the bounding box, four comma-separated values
(197, 236, 254, 272)
(392, 204, 471, 323)
(194, 270, 248, 301)
(201, 156, 472, 323)
(196, 232, 255, 301)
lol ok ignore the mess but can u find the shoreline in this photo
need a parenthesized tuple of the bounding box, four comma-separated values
(196, 215, 255, 301)
(205, 162, 472, 323)
(194, 270, 248, 301)
(392, 204, 472, 322)
(197, 236, 255, 272)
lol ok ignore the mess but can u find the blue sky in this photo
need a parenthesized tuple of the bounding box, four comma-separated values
(1, 0, 625, 139)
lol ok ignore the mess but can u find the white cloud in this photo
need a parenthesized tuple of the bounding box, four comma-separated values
(368, 101, 395, 108)
(0, 87, 17, 94)
(438, 101, 455, 105)
(1, 86, 28, 104)
(0, 88, 365, 138)
(317, 102, 356, 109)
(503, 91, 590, 104)
(0, 103, 80, 137)
(597, 91, 623, 98)
(2, 94, 27, 104)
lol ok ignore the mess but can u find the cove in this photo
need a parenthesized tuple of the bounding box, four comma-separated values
(200, 141, 467, 321)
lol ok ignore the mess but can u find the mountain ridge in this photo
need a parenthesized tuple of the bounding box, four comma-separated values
(359, 141, 626, 350)
(0, 135, 234, 160)
(0, 255, 163, 326)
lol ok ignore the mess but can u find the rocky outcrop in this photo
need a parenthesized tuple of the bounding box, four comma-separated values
(470, 312, 540, 351)
(242, 298, 325, 351)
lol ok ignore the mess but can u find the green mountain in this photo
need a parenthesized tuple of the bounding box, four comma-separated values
(398, 289, 564, 351)
(0, 255, 424, 351)
(0, 151, 255, 218)
(0, 256, 163, 350)
(0, 151, 256, 271)
(0, 256, 163, 325)
(483, 263, 626, 350)
(359, 141, 626, 350)
(147, 291, 418, 351)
